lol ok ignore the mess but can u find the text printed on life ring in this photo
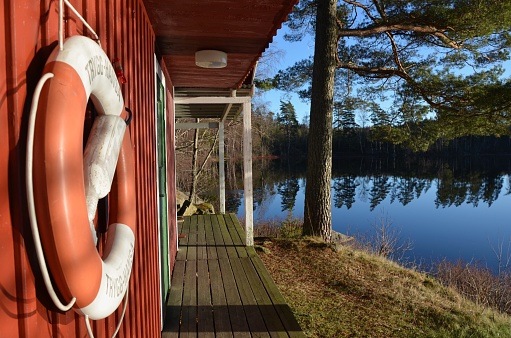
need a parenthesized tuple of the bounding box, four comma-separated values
(105, 242, 134, 298)
(85, 55, 122, 103)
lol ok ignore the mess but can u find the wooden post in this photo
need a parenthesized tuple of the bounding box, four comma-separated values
(243, 100, 253, 246)
(219, 121, 225, 214)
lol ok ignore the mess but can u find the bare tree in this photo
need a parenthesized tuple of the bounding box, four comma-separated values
(368, 211, 413, 263)
(188, 121, 219, 203)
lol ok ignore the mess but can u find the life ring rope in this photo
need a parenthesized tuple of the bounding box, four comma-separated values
(58, 0, 100, 51)
(85, 289, 129, 338)
(26, 71, 77, 312)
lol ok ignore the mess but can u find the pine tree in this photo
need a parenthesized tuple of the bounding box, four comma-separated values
(276, 0, 511, 240)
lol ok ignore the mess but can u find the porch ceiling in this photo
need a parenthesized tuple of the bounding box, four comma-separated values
(142, 0, 298, 120)
(173, 87, 253, 120)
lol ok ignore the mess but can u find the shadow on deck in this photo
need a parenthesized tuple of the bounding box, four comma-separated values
(162, 214, 305, 338)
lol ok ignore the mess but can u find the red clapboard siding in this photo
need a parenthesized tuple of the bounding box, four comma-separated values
(0, 0, 177, 336)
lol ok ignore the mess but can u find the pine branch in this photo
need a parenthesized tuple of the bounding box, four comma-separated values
(339, 24, 461, 49)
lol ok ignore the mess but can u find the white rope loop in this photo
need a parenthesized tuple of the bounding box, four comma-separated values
(58, 0, 100, 50)
(85, 289, 129, 338)
(26, 72, 77, 312)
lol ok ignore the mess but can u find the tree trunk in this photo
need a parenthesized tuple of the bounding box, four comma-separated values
(302, 0, 338, 241)
(189, 121, 219, 204)
(189, 120, 200, 203)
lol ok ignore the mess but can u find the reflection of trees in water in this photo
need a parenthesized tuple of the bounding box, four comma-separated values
(482, 176, 504, 207)
(331, 171, 507, 210)
(329, 157, 511, 210)
(435, 175, 504, 208)
(333, 175, 358, 209)
(226, 157, 511, 213)
(332, 158, 511, 210)
(226, 191, 242, 214)
(253, 185, 277, 223)
(332, 175, 432, 210)
(226, 160, 307, 220)
(390, 177, 432, 207)
(277, 178, 300, 213)
(356, 176, 371, 203)
(369, 176, 391, 211)
(226, 159, 288, 218)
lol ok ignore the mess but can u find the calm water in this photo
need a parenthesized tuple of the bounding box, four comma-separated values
(227, 157, 511, 272)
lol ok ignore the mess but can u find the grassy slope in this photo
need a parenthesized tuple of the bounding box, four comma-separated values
(257, 238, 511, 338)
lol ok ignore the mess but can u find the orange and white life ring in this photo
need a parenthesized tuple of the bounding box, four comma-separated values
(29, 36, 136, 320)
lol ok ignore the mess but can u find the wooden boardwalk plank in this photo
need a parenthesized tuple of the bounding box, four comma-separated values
(229, 258, 270, 338)
(250, 256, 305, 338)
(197, 215, 207, 260)
(186, 215, 198, 261)
(217, 215, 239, 258)
(197, 260, 215, 337)
(164, 214, 304, 338)
(218, 258, 251, 338)
(225, 214, 249, 258)
(176, 216, 190, 261)
(204, 214, 218, 260)
(239, 257, 288, 338)
(228, 213, 247, 246)
(162, 260, 185, 337)
(211, 215, 229, 259)
(209, 259, 233, 338)
(180, 259, 197, 337)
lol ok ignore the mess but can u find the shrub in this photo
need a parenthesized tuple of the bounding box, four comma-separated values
(435, 259, 511, 314)
(253, 217, 304, 238)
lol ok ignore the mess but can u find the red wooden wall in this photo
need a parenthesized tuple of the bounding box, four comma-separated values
(0, 0, 177, 336)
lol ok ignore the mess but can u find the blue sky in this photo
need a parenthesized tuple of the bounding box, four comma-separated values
(259, 26, 313, 122)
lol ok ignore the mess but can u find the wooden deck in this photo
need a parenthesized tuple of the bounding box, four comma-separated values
(162, 214, 305, 338)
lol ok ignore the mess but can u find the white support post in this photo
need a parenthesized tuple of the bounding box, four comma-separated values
(243, 100, 253, 246)
(219, 121, 226, 214)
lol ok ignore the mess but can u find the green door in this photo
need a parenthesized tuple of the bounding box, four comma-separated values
(156, 76, 170, 310)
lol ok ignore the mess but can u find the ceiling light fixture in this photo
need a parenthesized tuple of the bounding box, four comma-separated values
(195, 50, 227, 68)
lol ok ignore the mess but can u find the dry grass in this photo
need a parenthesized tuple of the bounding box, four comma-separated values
(435, 260, 511, 315)
(254, 217, 303, 238)
(257, 238, 511, 338)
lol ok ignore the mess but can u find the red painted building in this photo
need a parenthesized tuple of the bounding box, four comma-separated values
(0, 0, 298, 336)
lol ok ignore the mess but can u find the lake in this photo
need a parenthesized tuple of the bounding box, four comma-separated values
(226, 156, 511, 272)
